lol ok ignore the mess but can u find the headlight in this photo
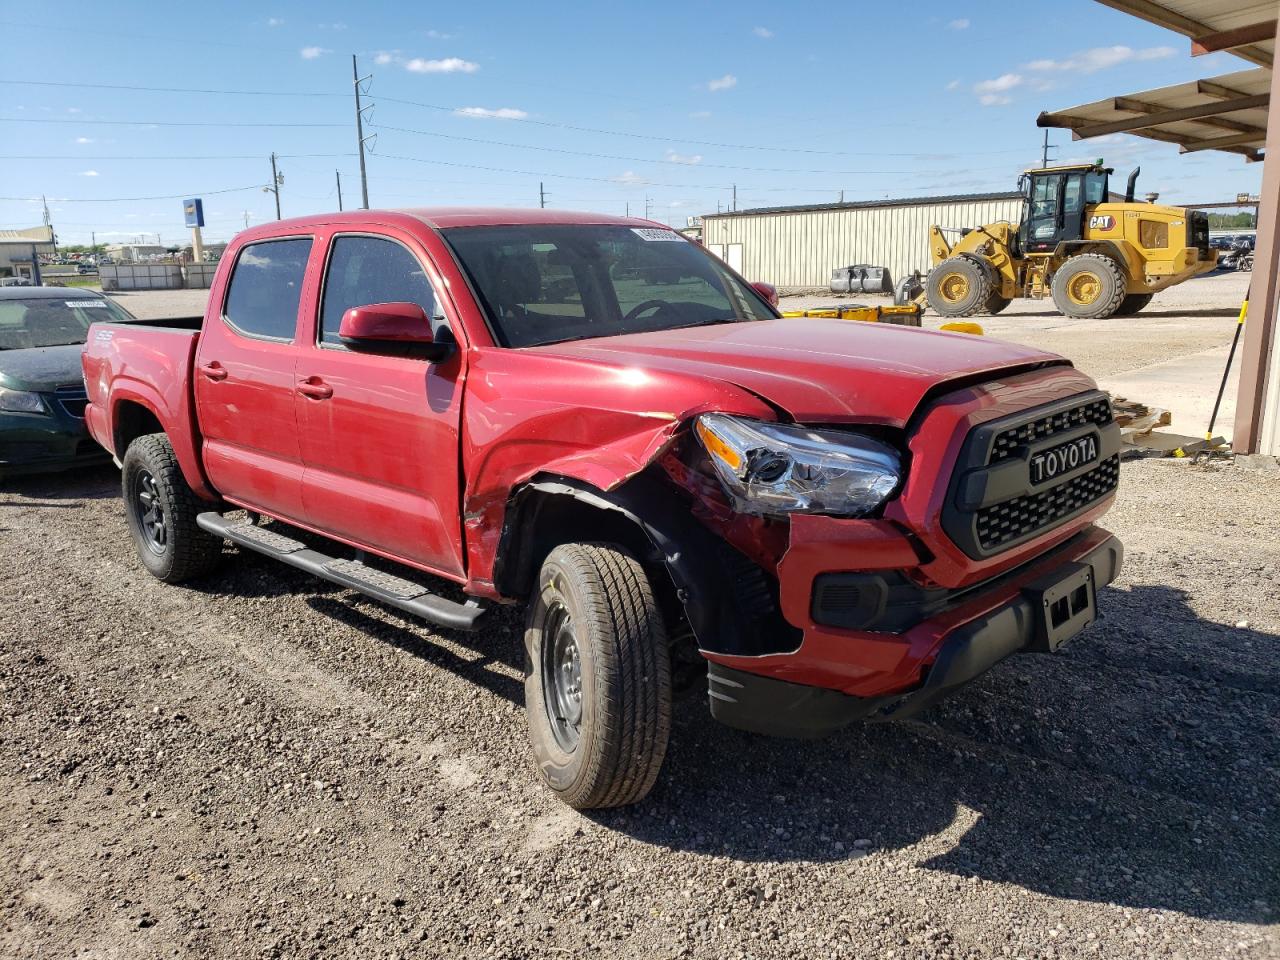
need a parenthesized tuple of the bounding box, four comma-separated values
(694, 413, 901, 517)
(0, 387, 46, 414)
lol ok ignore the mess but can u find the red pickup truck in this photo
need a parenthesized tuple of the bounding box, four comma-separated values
(83, 208, 1122, 809)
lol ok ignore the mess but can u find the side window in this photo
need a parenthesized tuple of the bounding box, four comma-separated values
(320, 235, 436, 346)
(223, 238, 313, 341)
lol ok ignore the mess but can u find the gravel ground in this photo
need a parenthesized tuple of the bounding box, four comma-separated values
(1, 276, 1276, 958)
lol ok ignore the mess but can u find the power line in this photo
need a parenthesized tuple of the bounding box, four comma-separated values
(0, 78, 344, 98)
(0, 184, 266, 203)
(0, 116, 345, 128)
(374, 123, 941, 176)
(0, 154, 356, 161)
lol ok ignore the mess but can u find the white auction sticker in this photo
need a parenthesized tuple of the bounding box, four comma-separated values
(631, 228, 683, 242)
(69, 299, 109, 308)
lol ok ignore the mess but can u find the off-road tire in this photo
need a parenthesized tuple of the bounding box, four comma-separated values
(926, 256, 992, 318)
(1113, 293, 1154, 317)
(524, 543, 672, 809)
(984, 293, 1012, 316)
(121, 433, 222, 583)
(1051, 254, 1127, 320)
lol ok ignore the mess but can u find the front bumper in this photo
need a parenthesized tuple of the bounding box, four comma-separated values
(705, 527, 1122, 738)
(0, 409, 108, 480)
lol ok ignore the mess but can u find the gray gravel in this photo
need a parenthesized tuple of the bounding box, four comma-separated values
(2, 455, 1277, 958)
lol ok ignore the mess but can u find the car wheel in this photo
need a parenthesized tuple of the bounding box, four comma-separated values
(122, 433, 222, 583)
(524, 543, 672, 809)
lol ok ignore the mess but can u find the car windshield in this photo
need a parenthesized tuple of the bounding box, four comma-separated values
(441, 224, 775, 347)
(0, 296, 135, 350)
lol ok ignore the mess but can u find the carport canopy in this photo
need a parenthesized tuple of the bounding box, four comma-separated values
(1036, 68, 1270, 161)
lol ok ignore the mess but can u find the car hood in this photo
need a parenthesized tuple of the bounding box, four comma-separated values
(533, 318, 1066, 425)
(0, 344, 86, 393)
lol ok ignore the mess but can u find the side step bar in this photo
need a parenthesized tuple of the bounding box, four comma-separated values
(196, 512, 486, 632)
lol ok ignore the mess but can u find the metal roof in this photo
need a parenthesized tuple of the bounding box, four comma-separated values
(701, 191, 1023, 220)
(0, 226, 55, 245)
(1095, 0, 1274, 67)
(1038, 67, 1271, 161)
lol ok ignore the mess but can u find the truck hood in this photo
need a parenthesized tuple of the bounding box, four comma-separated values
(534, 318, 1066, 425)
(0, 344, 85, 393)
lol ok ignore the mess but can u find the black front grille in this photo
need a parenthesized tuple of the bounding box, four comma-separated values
(976, 455, 1120, 551)
(942, 391, 1121, 559)
(54, 384, 88, 419)
(990, 397, 1112, 463)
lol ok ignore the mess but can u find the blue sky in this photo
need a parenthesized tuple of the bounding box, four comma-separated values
(0, 0, 1265, 246)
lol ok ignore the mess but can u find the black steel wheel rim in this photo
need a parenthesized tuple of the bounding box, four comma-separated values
(133, 469, 168, 556)
(541, 600, 583, 753)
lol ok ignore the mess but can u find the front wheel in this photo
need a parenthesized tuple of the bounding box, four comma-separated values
(121, 433, 222, 583)
(524, 543, 672, 809)
(1051, 254, 1127, 319)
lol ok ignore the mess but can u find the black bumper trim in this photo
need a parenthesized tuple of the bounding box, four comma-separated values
(707, 533, 1123, 738)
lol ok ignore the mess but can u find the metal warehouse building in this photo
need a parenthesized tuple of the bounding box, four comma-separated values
(702, 192, 1023, 291)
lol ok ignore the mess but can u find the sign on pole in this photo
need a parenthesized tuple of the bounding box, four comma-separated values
(183, 198, 205, 227)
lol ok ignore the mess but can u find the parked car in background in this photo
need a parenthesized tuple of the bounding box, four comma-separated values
(82, 208, 1124, 810)
(0, 287, 135, 479)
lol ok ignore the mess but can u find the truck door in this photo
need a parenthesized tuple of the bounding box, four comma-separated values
(293, 231, 467, 580)
(194, 236, 314, 522)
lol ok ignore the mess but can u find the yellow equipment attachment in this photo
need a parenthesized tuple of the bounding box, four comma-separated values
(925, 161, 1218, 321)
(939, 321, 985, 336)
(781, 303, 923, 326)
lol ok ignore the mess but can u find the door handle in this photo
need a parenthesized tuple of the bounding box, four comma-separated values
(200, 361, 228, 382)
(297, 377, 333, 400)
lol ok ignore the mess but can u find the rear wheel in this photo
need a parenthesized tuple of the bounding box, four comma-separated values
(1113, 293, 1153, 317)
(122, 434, 222, 583)
(926, 257, 992, 318)
(524, 543, 672, 809)
(1051, 254, 1127, 319)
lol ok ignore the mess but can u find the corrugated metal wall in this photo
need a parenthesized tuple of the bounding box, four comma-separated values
(703, 197, 1025, 289)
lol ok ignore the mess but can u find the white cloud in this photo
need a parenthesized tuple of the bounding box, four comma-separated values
(665, 149, 702, 165)
(948, 18, 970, 29)
(752, 26, 773, 39)
(79, 170, 99, 177)
(1026, 45, 1174, 74)
(66, 107, 82, 114)
(74, 136, 94, 144)
(405, 56, 478, 73)
(267, 16, 284, 26)
(973, 72, 1021, 105)
(455, 106, 528, 120)
(317, 21, 347, 30)
(374, 50, 397, 65)
(300, 46, 330, 59)
(689, 110, 712, 119)
(946, 79, 960, 91)
(426, 29, 454, 39)
(613, 171, 649, 185)
(707, 73, 737, 92)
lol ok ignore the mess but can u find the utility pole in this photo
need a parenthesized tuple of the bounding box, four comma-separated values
(625, 201, 629, 217)
(539, 182, 548, 209)
(1040, 129, 1056, 168)
(732, 184, 737, 212)
(91, 231, 95, 255)
(266, 153, 283, 220)
(353, 54, 373, 209)
(336, 170, 344, 211)
(243, 211, 251, 230)
(644, 196, 652, 220)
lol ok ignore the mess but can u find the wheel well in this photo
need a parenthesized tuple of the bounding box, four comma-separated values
(1054, 243, 1129, 278)
(112, 400, 164, 459)
(495, 478, 687, 633)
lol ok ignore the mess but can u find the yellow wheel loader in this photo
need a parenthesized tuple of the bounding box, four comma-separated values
(926, 162, 1218, 320)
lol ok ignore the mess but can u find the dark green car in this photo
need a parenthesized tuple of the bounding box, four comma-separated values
(0, 287, 137, 480)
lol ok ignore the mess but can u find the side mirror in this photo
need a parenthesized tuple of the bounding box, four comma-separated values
(751, 281, 779, 308)
(338, 301, 454, 361)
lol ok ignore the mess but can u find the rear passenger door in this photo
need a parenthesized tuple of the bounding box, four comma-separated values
(194, 236, 314, 522)
(294, 231, 467, 580)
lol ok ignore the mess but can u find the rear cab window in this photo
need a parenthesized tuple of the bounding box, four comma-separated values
(222, 238, 313, 341)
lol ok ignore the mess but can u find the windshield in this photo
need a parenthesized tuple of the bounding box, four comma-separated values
(0, 296, 135, 350)
(442, 224, 776, 347)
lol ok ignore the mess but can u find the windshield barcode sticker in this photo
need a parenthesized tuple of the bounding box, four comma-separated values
(69, 300, 109, 307)
(631, 228, 683, 242)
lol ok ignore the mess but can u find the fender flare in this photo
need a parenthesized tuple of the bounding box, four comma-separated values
(108, 384, 216, 501)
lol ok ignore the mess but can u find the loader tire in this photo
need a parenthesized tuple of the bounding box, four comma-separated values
(984, 293, 1012, 316)
(1051, 254, 1127, 320)
(1113, 293, 1153, 317)
(926, 257, 992, 318)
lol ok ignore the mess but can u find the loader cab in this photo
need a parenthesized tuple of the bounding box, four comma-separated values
(1018, 163, 1111, 254)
